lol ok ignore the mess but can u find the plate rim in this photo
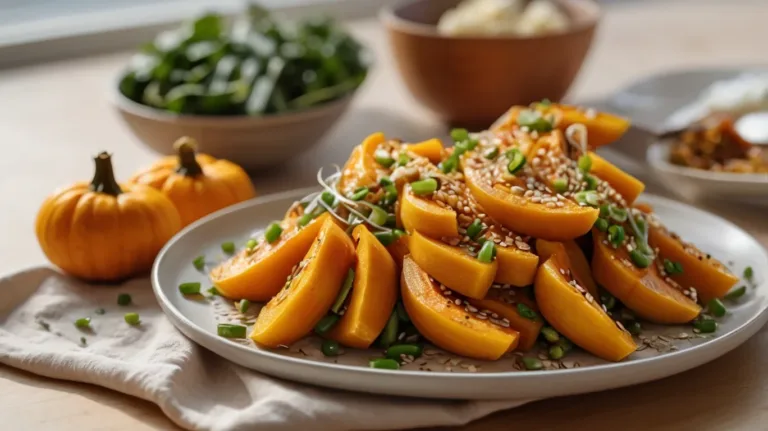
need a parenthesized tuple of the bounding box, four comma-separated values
(151, 188, 768, 384)
(647, 141, 768, 184)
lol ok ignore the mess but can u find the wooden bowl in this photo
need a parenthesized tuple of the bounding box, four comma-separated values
(381, 0, 600, 128)
(113, 87, 357, 172)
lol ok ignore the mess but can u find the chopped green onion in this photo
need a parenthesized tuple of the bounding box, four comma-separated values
(708, 298, 727, 317)
(217, 323, 247, 338)
(331, 268, 355, 314)
(386, 214, 397, 227)
(484, 147, 499, 160)
(599, 204, 611, 218)
(321, 191, 336, 207)
(374, 229, 403, 246)
(368, 206, 389, 226)
(724, 285, 747, 301)
(466, 138, 478, 150)
(396, 301, 410, 322)
(517, 109, 553, 132)
(349, 187, 369, 201)
(379, 311, 399, 348)
(179, 282, 201, 295)
(95, 308, 106, 315)
(477, 240, 496, 263)
(124, 312, 140, 325)
(264, 222, 283, 243)
(693, 317, 717, 334)
(221, 241, 236, 254)
(74, 317, 91, 329)
(557, 337, 574, 353)
(374, 149, 395, 168)
(451, 128, 469, 142)
(297, 213, 313, 227)
(314, 314, 339, 334)
(663, 259, 684, 275)
(321, 340, 340, 357)
(506, 149, 526, 174)
(439, 154, 458, 173)
(246, 239, 258, 250)
(517, 303, 538, 320)
(238, 299, 251, 313)
(625, 320, 642, 335)
(454, 141, 470, 156)
(410, 178, 438, 195)
(634, 217, 647, 237)
(538, 98, 552, 107)
(379, 177, 394, 186)
(578, 154, 592, 173)
(548, 345, 565, 360)
(207, 286, 220, 296)
(594, 218, 609, 232)
(466, 218, 484, 240)
(744, 266, 754, 281)
(193, 255, 205, 271)
(608, 205, 628, 222)
(369, 358, 400, 370)
(80, 336, 87, 346)
(552, 178, 568, 193)
(629, 249, 651, 268)
(397, 152, 411, 167)
(117, 293, 132, 306)
(541, 326, 560, 343)
(585, 175, 599, 191)
(607, 225, 625, 246)
(600, 291, 616, 310)
(574, 190, 599, 207)
(385, 344, 423, 360)
(522, 357, 543, 370)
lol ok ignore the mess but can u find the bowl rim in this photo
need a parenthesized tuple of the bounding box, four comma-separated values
(379, 0, 601, 40)
(111, 76, 364, 127)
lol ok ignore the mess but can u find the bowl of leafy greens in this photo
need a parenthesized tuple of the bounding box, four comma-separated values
(114, 7, 370, 170)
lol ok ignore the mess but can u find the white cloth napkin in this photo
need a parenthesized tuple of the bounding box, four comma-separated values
(0, 267, 529, 431)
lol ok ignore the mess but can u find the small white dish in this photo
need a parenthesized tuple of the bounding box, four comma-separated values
(152, 188, 768, 400)
(646, 142, 768, 205)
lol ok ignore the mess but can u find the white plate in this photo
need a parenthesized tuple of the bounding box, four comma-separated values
(152, 188, 768, 400)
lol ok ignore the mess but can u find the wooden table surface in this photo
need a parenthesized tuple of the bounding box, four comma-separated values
(3, 1, 768, 429)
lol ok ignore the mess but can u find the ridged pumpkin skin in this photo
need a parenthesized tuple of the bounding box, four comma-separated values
(35, 153, 181, 281)
(129, 137, 255, 227)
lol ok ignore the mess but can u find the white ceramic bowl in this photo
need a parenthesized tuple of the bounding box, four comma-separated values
(113, 88, 357, 172)
(647, 141, 768, 205)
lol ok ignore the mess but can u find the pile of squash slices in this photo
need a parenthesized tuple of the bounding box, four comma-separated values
(208, 102, 741, 367)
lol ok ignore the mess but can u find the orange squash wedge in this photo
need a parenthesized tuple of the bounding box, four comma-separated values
(592, 230, 701, 324)
(386, 236, 409, 270)
(401, 255, 519, 360)
(404, 138, 444, 163)
(536, 256, 636, 361)
(467, 289, 543, 351)
(536, 239, 598, 297)
(463, 163, 599, 240)
(491, 241, 539, 287)
(400, 184, 458, 239)
(327, 225, 398, 349)
(588, 152, 644, 204)
(407, 230, 497, 299)
(647, 223, 739, 303)
(557, 106, 631, 148)
(251, 219, 356, 348)
(210, 212, 334, 301)
(338, 132, 386, 195)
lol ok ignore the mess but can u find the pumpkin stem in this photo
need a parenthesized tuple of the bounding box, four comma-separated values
(174, 137, 204, 177)
(90, 152, 123, 196)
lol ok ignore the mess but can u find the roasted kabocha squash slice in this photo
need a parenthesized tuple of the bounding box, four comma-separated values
(536, 255, 637, 361)
(467, 288, 544, 351)
(536, 239, 599, 298)
(327, 225, 399, 349)
(401, 255, 520, 360)
(251, 218, 356, 347)
(210, 211, 336, 301)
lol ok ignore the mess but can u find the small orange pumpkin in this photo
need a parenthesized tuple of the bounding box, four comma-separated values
(129, 137, 256, 227)
(35, 152, 181, 281)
